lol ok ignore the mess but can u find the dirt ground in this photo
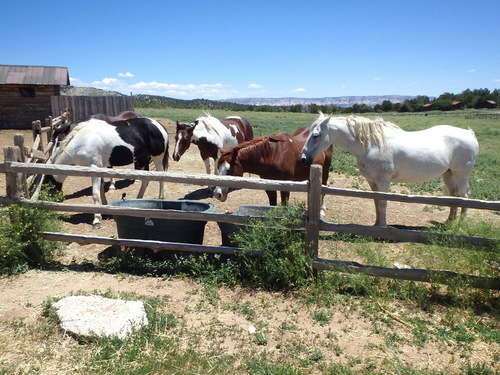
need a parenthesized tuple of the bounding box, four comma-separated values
(0, 119, 498, 372)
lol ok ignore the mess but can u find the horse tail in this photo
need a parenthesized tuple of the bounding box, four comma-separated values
(164, 143, 170, 170)
(468, 127, 477, 140)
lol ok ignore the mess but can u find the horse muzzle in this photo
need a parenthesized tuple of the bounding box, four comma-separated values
(172, 153, 180, 162)
(300, 153, 313, 167)
(213, 186, 228, 202)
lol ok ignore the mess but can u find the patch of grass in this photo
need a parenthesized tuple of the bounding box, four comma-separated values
(312, 310, 330, 326)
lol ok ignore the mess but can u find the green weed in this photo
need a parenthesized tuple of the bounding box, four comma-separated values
(0, 187, 64, 274)
(230, 205, 314, 290)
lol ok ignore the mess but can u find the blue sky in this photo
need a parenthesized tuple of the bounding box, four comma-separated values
(2, 0, 499, 100)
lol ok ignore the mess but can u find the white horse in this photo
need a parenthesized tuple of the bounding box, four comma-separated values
(46, 117, 169, 228)
(300, 113, 479, 227)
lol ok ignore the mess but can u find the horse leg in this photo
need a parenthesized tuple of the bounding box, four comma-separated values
(367, 180, 389, 227)
(91, 176, 103, 229)
(100, 178, 108, 205)
(213, 157, 219, 175)
(280, 191, 290, 206)
(444, 170, 471, 221)
(203, 158, 212, 175)
(456, 175, 471, 219)
(266, 190, 278, 206)
(320, 194, 326, 220)
(137, 180, 150, 199)
(442, 170, 459, 221)
(108, 167, 116, 190)
(152, 156, 165, 199)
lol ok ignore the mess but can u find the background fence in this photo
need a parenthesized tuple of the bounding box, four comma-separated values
(51, 96, 135, 121)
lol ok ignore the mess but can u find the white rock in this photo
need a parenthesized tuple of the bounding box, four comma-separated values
(53, 295, 148, 339)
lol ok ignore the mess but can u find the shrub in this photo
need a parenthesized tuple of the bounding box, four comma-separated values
(230, 205, 314, 289)
(0, 188, 64, 274)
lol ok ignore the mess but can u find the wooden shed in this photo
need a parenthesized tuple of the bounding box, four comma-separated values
(0, 64, 70, 129)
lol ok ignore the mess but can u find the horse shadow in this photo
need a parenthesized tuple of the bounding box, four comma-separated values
(180, 186, 215, 200)
(64, 179, 135, 200)
(62, 213, 114, 225)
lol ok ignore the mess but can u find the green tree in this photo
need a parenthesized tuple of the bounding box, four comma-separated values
(381, 100, 393, 112)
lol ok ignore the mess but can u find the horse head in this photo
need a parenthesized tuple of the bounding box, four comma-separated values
(213, 148, 242, 202)
(300, 113, 333, 166)
(173, 122, 195, 161)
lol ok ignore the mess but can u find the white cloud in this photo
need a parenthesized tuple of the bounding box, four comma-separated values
(72, 76, 240, 99)
(374, 77, 381, 81)
(466, 69, 476, 73)
(118, 72, 134, 78)
(248, 83, 262, 89)
(293, 88, 306, 92)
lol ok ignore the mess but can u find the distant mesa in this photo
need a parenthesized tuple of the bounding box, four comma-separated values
(220, 96, 414, 108)
(62, 86, 413, 108)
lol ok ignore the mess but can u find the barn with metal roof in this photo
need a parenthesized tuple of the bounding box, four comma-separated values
(0, 65, 70, 129)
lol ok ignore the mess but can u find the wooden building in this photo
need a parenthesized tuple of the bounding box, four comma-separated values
(0, 65, 70, 129)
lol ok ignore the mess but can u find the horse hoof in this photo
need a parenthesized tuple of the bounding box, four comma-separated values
(109, 185, 116, 190)
(92, 222, 102, 229)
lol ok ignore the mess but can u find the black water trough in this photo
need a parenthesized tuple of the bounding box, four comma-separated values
(108, 199, 215, 245)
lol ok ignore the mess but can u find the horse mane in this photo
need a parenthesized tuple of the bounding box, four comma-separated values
(346, 116, 401, 149)
(315, 112, 400, 149)
(196, 113, 222, 137)
(227, 133, 290, 164)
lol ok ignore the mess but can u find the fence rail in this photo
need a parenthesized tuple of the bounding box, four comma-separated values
(2, 138, 500, 290)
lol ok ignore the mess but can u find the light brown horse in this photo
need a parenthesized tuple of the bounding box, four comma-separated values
(214, 126, 332, 215)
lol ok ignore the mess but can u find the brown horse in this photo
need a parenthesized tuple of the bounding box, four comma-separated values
(214, 126, 332, 215)
(172, 114, 254, 174)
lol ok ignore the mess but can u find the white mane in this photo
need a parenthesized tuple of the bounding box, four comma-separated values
(347, 116, 401, 149)
(316, 113, 401, 149)
(192, 113, 225, 147)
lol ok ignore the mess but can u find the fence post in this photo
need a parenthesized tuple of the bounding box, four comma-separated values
(4, 146, 23, 203)
(13, 134, 28, 196)
(305, 165, 322, 259)
(32, 120, 43, 151)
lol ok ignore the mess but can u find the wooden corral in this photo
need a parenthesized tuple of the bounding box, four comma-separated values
(0, 65, 70, 129)
(1, 130, 500, 290)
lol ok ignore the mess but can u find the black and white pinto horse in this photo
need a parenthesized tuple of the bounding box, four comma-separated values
(53, 111, 142, 190)
(46, 116, 169, 228)
(172, 114, 254, 174)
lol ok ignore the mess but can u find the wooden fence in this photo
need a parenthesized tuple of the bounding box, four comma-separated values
(51, 95, 135, 121)
(2, 133, 500, 290)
